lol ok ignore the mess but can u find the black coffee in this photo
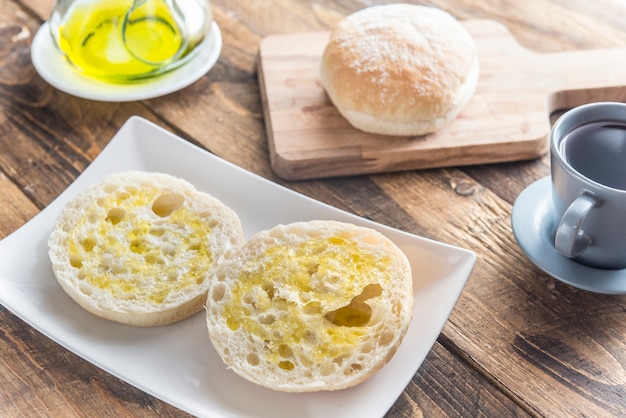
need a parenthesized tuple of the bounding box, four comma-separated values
(562, 120, 626, 190)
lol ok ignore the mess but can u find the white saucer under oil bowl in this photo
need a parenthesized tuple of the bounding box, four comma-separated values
(31, 0, 222, 101)
(512, 177, 626, 295)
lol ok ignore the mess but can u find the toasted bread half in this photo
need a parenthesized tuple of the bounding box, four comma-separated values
(205, 220, 413, 392)
(48, 171, 244, 326)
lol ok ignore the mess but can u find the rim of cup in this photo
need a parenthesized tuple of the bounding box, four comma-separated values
(550, 101, 626, 194)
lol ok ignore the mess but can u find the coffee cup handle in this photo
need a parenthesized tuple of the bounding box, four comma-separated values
(554, 192, 599, 258)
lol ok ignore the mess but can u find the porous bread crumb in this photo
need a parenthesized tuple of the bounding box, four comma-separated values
(205, 220, 413, 392)
(48, 171, 244, 326)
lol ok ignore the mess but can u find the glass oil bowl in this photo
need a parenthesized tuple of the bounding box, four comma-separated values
(49, 0, 213, 82)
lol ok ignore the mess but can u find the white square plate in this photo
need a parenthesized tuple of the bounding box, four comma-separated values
(0, 117, 475, 418)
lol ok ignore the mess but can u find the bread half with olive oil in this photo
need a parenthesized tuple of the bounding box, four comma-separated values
(48, 171, 244, 326)
(205, 220, 413, 392)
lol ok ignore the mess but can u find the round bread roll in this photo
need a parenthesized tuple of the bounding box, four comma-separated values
(205, 220, 413, 392)
(48, 171, 244, 326)
(320, 4, 479, 136)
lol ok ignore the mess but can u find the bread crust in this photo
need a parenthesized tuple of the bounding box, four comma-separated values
(205, 220, 413, 392)
(48, 171, 244, 326)
(320, 4, 479, 136)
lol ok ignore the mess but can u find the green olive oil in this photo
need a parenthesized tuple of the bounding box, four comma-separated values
(55, 0, 185, 81)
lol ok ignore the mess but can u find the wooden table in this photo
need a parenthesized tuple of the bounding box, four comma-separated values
(1, 0, 625, 416)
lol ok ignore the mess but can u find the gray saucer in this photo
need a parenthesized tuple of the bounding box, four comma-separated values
(512, 176, 626, 294)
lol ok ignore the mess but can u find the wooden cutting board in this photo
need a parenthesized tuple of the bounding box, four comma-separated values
(258, 19, 626, 180)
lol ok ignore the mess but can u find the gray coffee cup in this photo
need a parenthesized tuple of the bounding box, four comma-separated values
(551, 102, 626, 269)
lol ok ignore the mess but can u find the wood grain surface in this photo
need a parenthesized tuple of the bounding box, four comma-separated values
(1, 0, 625, 417)
(259, 21, 626, 180)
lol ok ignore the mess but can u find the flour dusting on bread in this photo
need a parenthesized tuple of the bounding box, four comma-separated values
(320, 4, 479, 136)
